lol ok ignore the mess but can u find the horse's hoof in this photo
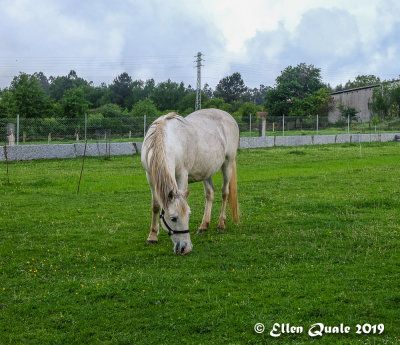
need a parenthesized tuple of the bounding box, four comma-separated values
(146, 240, 158, 244)
(217, 227, 225, 232)
(197, 228, 207, 234)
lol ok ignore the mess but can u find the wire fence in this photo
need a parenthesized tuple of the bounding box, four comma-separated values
(1, 114, 400, 145)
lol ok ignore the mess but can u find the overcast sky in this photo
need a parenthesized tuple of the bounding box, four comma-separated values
(1, 0, 399, 89)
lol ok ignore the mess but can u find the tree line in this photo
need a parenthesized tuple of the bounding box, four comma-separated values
(0, 63, 399, 123)
(0, 70, 267, 122)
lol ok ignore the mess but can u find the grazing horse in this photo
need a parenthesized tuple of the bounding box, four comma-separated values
(141, 108, 240, 255)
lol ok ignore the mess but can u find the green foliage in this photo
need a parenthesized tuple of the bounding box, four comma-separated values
(203, 97, 232, 113)
(60, 87, 90, 118)
(109, 72, 133, 109)
(0, 89, 18, 118)
(265, 63, 324, 116)
(344, 74, 381, 89)
(33, 72, 50, 95)
(84, 84, 110, 109)
(338, 103, 358, 122)
(214, 72, 248, 103)
(9, 73, 53, 118)
(234, 102, 262, 123)
(289, 87, 333, 117)
(371, 114, 380, 127)
(370, 82, 400, 119)
(150, 79, 186, 111)
(130, 99, 159, 118)
(91, 103, 126, 118)
(178, 92, 209, 115)
(178, 93, 196, 115)
(49, 70, 90, 101)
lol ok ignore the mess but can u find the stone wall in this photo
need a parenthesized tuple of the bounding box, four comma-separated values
(0, 142, 142, 162)
(1, 134, 398, 162)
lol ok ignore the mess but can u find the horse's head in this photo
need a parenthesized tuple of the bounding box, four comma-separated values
(161, 189, 192, 255)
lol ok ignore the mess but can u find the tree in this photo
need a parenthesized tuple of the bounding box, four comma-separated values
(150, 79, 186, 111)
(129, 79, 145, 108)
(33, 72, 50, 95)
(130, 99, 159, 118)
(10, 73, 52, 118)
(143, 79, 155, 98)
(49, 70, 89, 101)
(84, 84, 110, 109)
(390, 84, 400, 117)
(202, 83, 214, 99)
(338, 103, 358, 122)
(370, 82, 400, 119)
(235, 102, 262, 123)
(249, 85, 270, 105)
(0, 89, 18, 118)
(214, 72, 248, 103)
(178, 92, 209, 115)
(203, 97, 232, 113)
(344, 75, 380, 89)
(91, 103, 125, 118)
(60, 87, 90, 118)
(289, 88, 333, 117)
(265, 63, 324, 116)
(109, 72, 133, 109)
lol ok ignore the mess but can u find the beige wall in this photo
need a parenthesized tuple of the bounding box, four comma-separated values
(328, 86, 377, 123)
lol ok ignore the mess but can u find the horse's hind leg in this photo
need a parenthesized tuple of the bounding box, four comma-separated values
(218, 159, 233, 231)
(197, 178, 214, 234)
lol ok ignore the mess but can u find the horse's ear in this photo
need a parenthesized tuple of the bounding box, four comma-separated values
(168, 190, 174, 201)
(184, 189, 190, 200)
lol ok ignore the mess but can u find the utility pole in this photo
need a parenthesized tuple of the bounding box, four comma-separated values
(195, 52, 203, 111)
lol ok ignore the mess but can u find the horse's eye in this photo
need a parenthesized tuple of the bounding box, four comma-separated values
(170, 216, 177, 222)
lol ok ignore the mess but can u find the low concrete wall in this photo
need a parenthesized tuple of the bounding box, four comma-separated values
(0, 134, 398, 162)
(238, 133, 399, 149)
(0, 142, 142, 162)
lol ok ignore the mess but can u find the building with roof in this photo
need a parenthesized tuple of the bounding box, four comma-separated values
(328, 84, 380, 123)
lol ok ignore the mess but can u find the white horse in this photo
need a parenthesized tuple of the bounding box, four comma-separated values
(141, 108, 240, 255)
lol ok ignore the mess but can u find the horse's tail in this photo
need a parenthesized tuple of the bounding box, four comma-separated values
(228, 159, 240, 223)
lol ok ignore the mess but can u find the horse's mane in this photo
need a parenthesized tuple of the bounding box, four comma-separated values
(145, 113, 181, 207)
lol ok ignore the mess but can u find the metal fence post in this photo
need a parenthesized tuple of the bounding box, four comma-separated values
(84, 114, 87, 142)
(17, 114, 20, 145)
(316, 114, 319, 135)
(347, 115, 350, 134)
(144, 114, 147, 138)
(249, 113, 252, 137)
(282, 115, 285, 136)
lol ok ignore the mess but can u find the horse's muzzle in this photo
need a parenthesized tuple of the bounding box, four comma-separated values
(174, 240, 193, 255)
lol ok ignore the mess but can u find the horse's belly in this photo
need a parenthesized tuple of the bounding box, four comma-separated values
(188, 170, 214, 183)
(187, 154, 225, 183)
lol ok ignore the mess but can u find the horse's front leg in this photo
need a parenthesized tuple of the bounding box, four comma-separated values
(146, 194, 160, 243)
(198, 178, 214, 233)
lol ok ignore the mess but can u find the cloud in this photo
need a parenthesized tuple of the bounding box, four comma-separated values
(0, 0, 399, 89)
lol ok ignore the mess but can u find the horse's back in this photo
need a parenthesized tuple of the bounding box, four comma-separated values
(186, 108, 239, 155)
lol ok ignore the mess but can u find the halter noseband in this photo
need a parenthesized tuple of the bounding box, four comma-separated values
(160, 209, 190, 236)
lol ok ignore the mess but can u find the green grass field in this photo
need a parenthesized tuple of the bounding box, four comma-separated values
(1, 142, 399, 344)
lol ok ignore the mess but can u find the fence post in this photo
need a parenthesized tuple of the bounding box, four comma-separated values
(249, 113, 252, 137)
(282, 115, 285, 136)
(84, 114, 87, 142)
(347, 115, 350, 134)
(316, 114, 319, 135)
(17, 114, 20, 145)
(144, 114, 147, 138)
